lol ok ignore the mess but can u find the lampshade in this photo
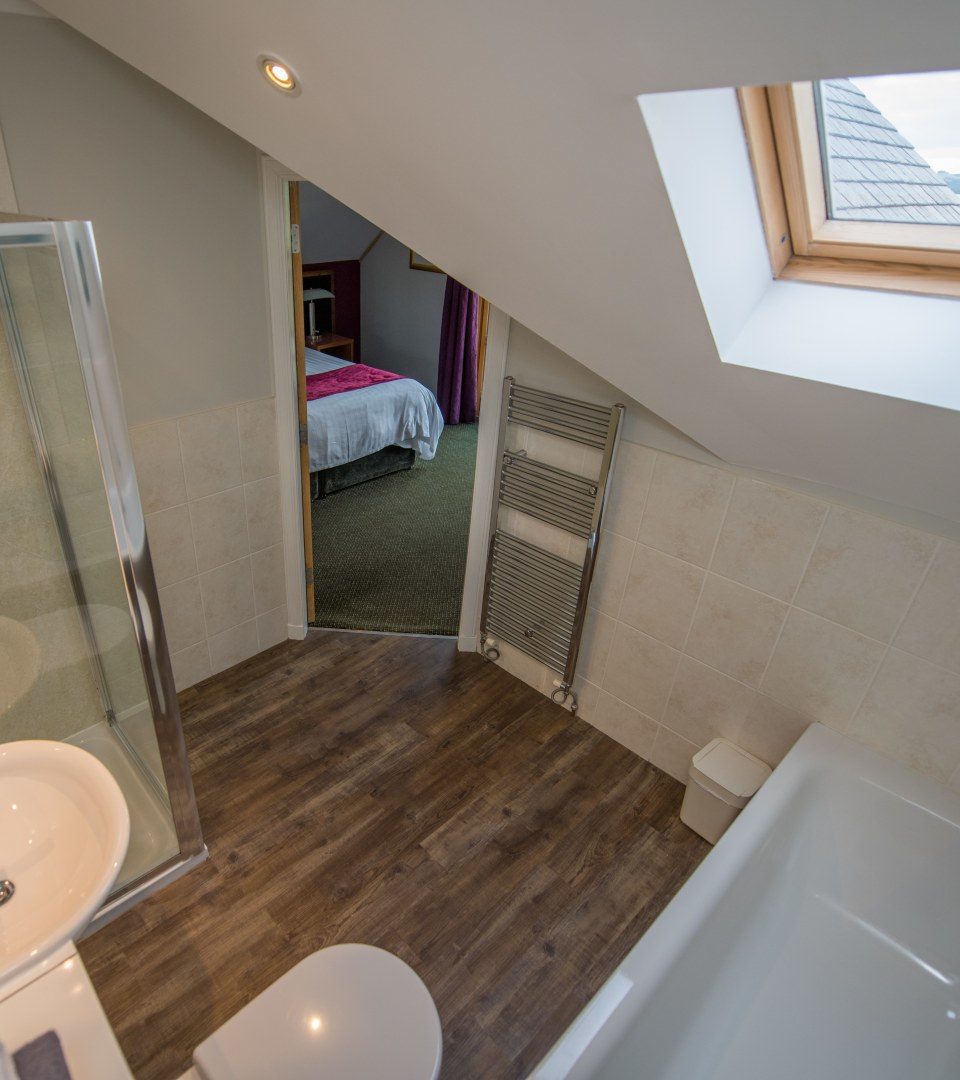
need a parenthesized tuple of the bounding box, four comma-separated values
(303, 288, 334, 300)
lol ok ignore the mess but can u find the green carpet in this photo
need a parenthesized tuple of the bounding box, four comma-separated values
(310, 424, 479, 634)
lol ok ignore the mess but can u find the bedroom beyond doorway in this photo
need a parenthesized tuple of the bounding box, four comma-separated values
(288, 179, 486, 637)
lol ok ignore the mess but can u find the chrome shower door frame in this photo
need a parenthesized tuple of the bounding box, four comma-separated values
(0, 219, 205, 905)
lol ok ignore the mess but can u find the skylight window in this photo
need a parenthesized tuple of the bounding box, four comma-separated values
(738, 69, 960, 298)
(817, 73, 960, 227)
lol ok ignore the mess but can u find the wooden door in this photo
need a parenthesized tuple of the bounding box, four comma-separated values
(289, 182, 315, 621)
(476, 297, 491, 411)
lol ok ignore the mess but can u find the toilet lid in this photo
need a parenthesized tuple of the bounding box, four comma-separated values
(193, 944, 442, 1080)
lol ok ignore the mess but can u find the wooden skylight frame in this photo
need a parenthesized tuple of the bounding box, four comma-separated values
(738, 83, 960, 299)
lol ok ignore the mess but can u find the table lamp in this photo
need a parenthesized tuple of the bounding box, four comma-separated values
(303, 287, 334, 338)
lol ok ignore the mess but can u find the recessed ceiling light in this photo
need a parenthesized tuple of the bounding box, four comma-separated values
(259, 55, 300, 95)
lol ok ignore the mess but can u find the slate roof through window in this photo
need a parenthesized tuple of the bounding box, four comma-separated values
(819, 78, 960, 226)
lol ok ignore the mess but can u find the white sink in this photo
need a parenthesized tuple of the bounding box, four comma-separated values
(0, 616, 41, 712)
(0, 740, 130, 985)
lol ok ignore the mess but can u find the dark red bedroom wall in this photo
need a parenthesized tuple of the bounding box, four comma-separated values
(303, 259, 362, 360)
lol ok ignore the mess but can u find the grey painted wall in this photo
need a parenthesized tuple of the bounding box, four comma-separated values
(360, 234, 445, 392)
(0, 14, 271, 426)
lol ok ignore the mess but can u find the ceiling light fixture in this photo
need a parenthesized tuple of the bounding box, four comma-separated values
(259, 55, 300, 96)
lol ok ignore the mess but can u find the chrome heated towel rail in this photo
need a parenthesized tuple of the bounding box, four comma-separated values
(480, 377, 624, 711)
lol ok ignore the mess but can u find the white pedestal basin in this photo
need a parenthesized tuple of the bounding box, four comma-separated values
(0, 616, 41, 712)
(0, 740, 130, 986)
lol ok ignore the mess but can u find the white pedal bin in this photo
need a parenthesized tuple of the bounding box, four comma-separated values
(680, 738, 771, 844)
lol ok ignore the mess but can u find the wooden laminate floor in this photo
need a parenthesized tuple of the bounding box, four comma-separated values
(80, 631, 708, 1079)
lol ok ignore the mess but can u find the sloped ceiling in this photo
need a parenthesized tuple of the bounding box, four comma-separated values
(38, 0, 960, 523)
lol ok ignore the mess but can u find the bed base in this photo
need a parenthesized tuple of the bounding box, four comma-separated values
(311, 445, 416, 499)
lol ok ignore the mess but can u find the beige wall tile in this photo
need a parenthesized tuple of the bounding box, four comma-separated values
(53, 361, 93, 445)
(199, 557, 255, 636)
(523, 428, 586, 473)
(736, 696, 810, 768)
(498, 506, 525, 537)
(685, 575, 787, 687)
(794, 507, 937, 642)
(61, 486, 113, 540)
(504, 424, 528, 456)
(179, 405, 242, 499)
(894, 542, 960, 674)
(648, 725, 697, 783)
(501, 507, 574, 560)
(31, 363, 70, 448)
(146, 503, 197, 588)
(572, 678, 601, 722)
(601, 622, 681, 719)
(637, 453, 733, 567)
(49, 436, 104, 497)
(603, 442, 656, 540)
(158, 576, 205, 654)
(257, 606, 289, 650)
(662, 656, 752, 747)
(238, 398, 279, 482)
(579, 608, 616, 684)
(251, 543, 286, 615)
(663, 657, 808, 767)
(134, 405, 286, 682)
(590, 691, 659, 758)
(189, 486, 249, 573)
(760, 608, 885, 729)
(619, 543, 704, 648)
(98, 633, 145, 716)
(494, 640, 552, 692)
(567, 534, 589, 565)
(129, 419, 186, 514)
(208, 619, 260, 676)
(711, 479, 827, 601)
(849, 649, 960, 782)
(581, 447, 604, 482)
(72, 525, 117, 575)
(590, 531, 635, 616)
(244, 474, 283, 553)
(170, 641, 211, 692)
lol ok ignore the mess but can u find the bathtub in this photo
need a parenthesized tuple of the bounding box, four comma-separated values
(531, 723, 960, 1080)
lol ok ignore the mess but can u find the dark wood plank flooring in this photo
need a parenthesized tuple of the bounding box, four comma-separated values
(79, 631, 708, 1079)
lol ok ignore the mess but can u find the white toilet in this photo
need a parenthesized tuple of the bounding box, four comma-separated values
(191, 943, 443, 1080)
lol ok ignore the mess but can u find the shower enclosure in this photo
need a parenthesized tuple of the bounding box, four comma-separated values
(0, 217, 204, 916)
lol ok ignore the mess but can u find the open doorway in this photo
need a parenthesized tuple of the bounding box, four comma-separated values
(288, 180, 489, 635)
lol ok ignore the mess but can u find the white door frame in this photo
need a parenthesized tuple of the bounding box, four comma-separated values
(457, 306, 509, 650)
(258, 154, 509, 649)
(260, 155, 308, 639)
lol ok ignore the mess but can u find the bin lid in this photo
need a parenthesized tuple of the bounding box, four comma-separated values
(689, 738, 771, 808)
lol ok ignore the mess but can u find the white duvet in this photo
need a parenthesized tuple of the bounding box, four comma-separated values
(306, 349, 444, 473)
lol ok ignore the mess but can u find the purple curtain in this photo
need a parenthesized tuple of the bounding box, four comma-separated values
(436, 278, 479, 425)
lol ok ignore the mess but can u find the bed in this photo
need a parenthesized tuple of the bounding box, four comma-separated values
(306, 349, 444, 496)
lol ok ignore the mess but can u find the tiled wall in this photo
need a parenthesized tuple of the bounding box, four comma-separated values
(130, 398, 287, 692)
(492, 429, 960, 792)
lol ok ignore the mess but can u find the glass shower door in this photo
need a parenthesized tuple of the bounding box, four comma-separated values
(0, 219, 203, 901)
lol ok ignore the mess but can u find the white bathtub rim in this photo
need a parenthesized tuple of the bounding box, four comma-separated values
(529, 723, 960, 1079)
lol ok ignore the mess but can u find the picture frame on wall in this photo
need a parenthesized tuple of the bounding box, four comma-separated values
(409, 250, 444, 273)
